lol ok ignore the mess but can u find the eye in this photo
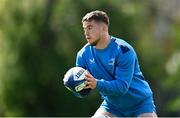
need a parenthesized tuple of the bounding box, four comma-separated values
(83, 25, 93, 32)
(88, 26, 92, 30)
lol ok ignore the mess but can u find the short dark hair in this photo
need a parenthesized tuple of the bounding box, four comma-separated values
(82, 10, 109, 26)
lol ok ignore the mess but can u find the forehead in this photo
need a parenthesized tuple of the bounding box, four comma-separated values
(82, 20, 97, 28)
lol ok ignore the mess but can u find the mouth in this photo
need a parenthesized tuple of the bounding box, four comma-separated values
(86, 36, 90, 39)
(86, 36, 91, 40)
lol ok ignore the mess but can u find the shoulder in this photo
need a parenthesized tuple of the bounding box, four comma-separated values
(112, 37, 134, 55)
(112, 37, 136, 63)
(77, 43, 91, 57)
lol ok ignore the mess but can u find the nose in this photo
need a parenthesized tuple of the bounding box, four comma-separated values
(84, 30, 89, 37)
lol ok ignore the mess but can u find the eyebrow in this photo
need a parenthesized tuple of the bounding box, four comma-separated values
(83, 24, 93, 29)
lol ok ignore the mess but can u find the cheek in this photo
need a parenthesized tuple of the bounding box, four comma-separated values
(91, 29, 100, 37)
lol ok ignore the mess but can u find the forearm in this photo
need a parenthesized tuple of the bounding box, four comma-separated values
(96, 79, 129, 96)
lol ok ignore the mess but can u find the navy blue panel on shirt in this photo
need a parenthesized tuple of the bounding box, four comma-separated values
(120, 45, 130, 54)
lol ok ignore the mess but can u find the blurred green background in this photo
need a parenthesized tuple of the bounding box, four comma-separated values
(0, 0, 180, 117)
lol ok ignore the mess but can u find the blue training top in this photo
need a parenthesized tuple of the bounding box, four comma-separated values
(76, 36, 153, 111)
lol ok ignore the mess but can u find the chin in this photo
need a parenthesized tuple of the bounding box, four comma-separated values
(87, 40, 94, 45)
(87, 38, 99, 46)
(90, 41, 98, 46)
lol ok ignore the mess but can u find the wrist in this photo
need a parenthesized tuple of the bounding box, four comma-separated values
(95, 79, 103, 90)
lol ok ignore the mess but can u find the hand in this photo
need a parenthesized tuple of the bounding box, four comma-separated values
(84, 71, 97, 89)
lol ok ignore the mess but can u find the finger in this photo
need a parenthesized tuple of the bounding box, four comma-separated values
(85, 72, 93, 78)
(84, 81, 88, 85)
(85, 72, 89, 77)
(84, 85, 91, 89)
(84, 77, 90, 81)
(85, 70, 89, 74)
(85, 76, 93, 82)
(85, 81, 91, 86)
(85, 70, 91, 75)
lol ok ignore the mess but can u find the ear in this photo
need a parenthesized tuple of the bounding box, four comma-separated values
(102, 23, 108, 32)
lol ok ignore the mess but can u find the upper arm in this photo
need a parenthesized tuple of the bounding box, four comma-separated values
(115, 46, 136, 90)
(76, 51, 86, 69)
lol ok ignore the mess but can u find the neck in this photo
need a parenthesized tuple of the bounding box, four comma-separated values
(95, 33, 111, 49)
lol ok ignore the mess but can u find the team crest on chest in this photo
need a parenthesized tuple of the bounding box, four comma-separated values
(108, 58, 115, 66)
